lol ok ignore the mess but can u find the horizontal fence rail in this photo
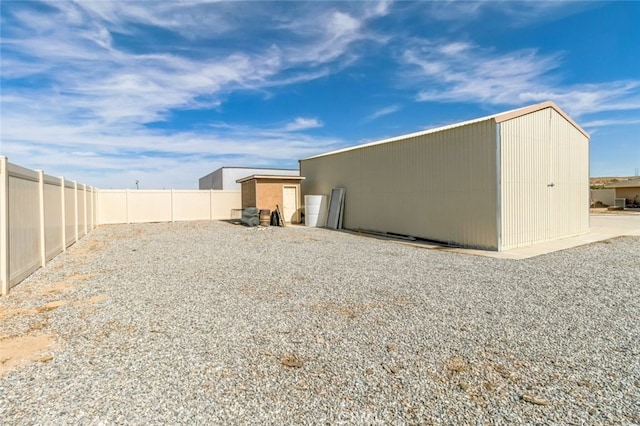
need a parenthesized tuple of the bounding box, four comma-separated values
(0, 156, 97, 296)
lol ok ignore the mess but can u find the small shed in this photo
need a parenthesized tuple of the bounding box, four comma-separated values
(300, 101, 590, 251)
(237, 175, 305, 223)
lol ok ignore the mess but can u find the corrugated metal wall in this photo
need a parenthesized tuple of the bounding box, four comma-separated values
(499, 108, 589, 250)
(301, 120, 499, 249)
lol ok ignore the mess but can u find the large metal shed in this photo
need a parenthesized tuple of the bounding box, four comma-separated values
(299, 101, 590, 251)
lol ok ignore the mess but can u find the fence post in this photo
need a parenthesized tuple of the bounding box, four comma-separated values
(171, 189, 175, 223)
(37, 170, 46, 267)
(83, 184, 88, 236)
(60, 177, 66, 252)
(90, 187, 94, 229)
(1, 157, 10, 296)
(73, 181, 78, 243)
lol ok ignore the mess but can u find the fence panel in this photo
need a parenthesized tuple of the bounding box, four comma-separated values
(128, 191, 172, 223)
(64, 181, 76, 247)
(96, 189, 241, 224)
(7, 163, 41, 288)
(78, 184, 86, 238)
(1, 157, 97, 295)
(98, 190, 128, 224)
(173, 190, 211, 221)
(43, 174, 64, 261)
(210, 191, 242, 219)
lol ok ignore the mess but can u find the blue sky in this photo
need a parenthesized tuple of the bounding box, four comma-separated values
(1, 1, 639, 189)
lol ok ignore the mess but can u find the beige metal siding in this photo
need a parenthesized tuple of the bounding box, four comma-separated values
(301, 120, 499, 249)
(499, 108, 589, 250)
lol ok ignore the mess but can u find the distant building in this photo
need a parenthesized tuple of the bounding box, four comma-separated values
(608, 177, 640, 207)
(199, 167, 299, 191)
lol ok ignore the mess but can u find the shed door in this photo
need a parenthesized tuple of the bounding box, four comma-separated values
(282, 186, 297, 223)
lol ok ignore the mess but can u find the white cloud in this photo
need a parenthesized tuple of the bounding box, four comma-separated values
(581, 118, 640, 128)
(3, 2, 389, 188)
(417, 0, 596, 25)
(0, 116, 342, 189)
(282, 118, 324, 132)
(404, 42, 640, 118)
(362, 105, 401, 123)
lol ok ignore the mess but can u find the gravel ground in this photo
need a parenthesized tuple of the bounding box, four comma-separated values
(1, 221, 639, 425)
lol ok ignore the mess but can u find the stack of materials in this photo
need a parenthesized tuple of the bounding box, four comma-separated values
(241, 207, 260, 227)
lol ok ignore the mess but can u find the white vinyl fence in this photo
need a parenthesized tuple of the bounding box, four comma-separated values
(96, 189, 241, 225)
(1, 157, 96, 296)
(1, 157, 242, 296)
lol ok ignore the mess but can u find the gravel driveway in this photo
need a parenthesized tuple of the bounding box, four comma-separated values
(1, 221, 639, 424)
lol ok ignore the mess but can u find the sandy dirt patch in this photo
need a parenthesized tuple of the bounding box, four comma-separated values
(0, 334, 57, 376)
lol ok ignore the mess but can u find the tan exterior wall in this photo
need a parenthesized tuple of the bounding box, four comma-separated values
(301, 120, 499, 249)
(257, 181, 283, 212)
(0, 157, 97, 296)
(615, 187, 640, 203)
(241, 180, 257, 209)
(499, 107, 589, 250)
(590, 188, 616, 206)
(97, 189, 241, 225)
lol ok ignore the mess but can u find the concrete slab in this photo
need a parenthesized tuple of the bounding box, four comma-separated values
(337, 213, 640, 260)
(450, 213, 640, 259)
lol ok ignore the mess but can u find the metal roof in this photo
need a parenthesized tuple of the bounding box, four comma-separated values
(300, 101, 589, 161)
(236, 175, 306, 183)
(606, 177, 640, 188)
